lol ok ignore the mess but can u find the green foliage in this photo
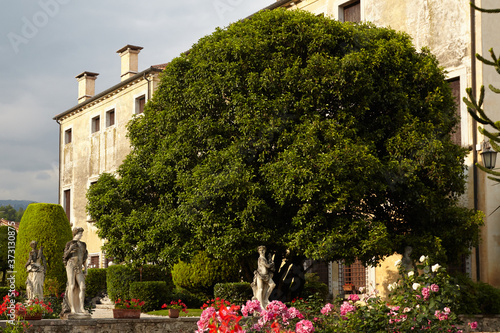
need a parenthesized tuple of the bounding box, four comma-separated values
(453, 273, 500, 315)
(106, 264, 169, 301)
(88, 9, 481, 272)
(214, 282, 252, 306)
(129, 281, 170, 312)
(85, 268, 107, 299)
(13, 203, 72, 292)
(172, 251, 239, 295)
(0, 225, 16, 284)
(0, 286, 9, 298)
(299, 273, 329, 302)
(170, 287, 208, 308)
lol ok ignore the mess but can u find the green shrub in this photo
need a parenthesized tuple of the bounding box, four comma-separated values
(171, 287, 208, 308)
(0, 287, 9, 299)
(85, 268, 107, 299)
(172, 251, 239, 295)
(476, 282, 500, 314)
(107, 264, 171, 301)
(14, 203, 72, 292)
(107, 265, 138, 301)
(214, 282, 252, 305)
(299, 273, 329, 302)
(0, 225, 16, 285)
(129, 281, 170, 312)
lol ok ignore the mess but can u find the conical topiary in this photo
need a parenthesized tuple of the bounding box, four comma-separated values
(14, 203, 72, 292)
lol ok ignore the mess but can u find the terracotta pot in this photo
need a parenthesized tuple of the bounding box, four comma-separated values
(168, 308, 180, 318)
(343, 284, 354, 291)
(15, 310, 42, 320)
(113, 308, 141, 319)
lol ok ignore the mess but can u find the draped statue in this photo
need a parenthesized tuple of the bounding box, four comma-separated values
(25, 241, 46, 301)
(251, 245, 276, 309)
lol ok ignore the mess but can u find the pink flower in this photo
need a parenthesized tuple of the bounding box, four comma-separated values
(430, 284, 439, 292)
(349, 294, 360, 302)
(296, 319, 315, 333)
(288, 307, 304, 320)
(469, 321, 478, 329)
(340, 301, 356, 316)
(321, 303, 334, 315)
(241, 299, 262, 317)
(421, 287, 430, 300)
(444, 307, 450, 314)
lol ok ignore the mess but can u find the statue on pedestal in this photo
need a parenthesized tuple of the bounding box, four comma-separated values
(251, 245, 275, 309)
(25, 241, 46, 301)
(60, 227, 90, 319)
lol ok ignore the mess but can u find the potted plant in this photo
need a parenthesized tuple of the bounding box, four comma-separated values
(161, 299, 188, 318)
(342, 283, 355, 292)
(113, 298, 145, 319)
(15, 298, 53, 320)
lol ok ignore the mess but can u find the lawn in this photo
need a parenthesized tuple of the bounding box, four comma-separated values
(147, 308, 203, 317)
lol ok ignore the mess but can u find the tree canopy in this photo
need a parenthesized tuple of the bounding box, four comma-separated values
(87, 9, 482, 272)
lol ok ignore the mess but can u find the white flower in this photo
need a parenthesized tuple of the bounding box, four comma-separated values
(358, 287, 365, 293)
(388, 283, 394, 291)
(412, 283, 420, 290)
(432, 264, 441, 272)
(416, 304, 420, 309)
(403, 307, 411, 313)
(394, 259, 402, 267)
(408, 271, 414, 277)
(419, 255, 428, 263)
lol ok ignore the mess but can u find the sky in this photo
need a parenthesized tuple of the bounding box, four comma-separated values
(0, 0, 272, 204)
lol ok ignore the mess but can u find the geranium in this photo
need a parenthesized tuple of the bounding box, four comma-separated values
(242, 299, 262, 316)
(348, 294, 359, 302)
(114, 298, 145, 310)
(430, 283, 439, 292)
(320, 303, 334, 315)
(339, 301, 356, 316)
(296, 319, 315, 333)
(162, 299, 188, 313)
(469, 321, 478, 329)
(15, 298, 53, 317)
(196, 304, 243, 333)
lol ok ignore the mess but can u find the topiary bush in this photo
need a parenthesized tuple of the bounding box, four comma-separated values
(129, 281, 170, 312)
(107, 264, 170, 301)
(14, 203, 72, 292)
(214, 282, 252, 306)
(85, 268, 107, 299)
(172, 251, 239, 295)
(171, 287, 208, 309)
(299, 273, 329, 302)
(107, 265, 138, 301)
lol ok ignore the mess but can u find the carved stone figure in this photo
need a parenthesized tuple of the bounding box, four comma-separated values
(25, 241, 46, 301)
(251, 245, 276, 309)
(401, 246, 415, 272)
(60, 227, 90, 319)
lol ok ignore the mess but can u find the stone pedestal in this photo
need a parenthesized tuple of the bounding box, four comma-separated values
(62, 312, 92, 320)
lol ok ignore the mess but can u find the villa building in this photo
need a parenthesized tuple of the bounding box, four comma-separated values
(53, 45, 165, 268)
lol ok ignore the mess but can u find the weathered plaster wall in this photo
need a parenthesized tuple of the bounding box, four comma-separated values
(58, 74, 162, 259)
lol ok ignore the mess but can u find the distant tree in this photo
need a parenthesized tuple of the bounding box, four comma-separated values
(14, 203, 72, 292)
(0, 205, 17, 222)
(88, 9, 482, 285)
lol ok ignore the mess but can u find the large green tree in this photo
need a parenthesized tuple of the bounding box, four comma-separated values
(87, 9, 482, 278)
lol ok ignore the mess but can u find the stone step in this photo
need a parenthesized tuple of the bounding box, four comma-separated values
(95, 304, 114, 310)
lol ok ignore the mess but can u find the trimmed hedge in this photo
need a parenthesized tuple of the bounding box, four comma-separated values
(172, 251, 239, 295)
(214, 282, 252, 305)
(0, 287, 9, 299)
(85, 268, 107, 299)
(107, 264, 170, 301)
(14, 203, 72, 292)
(0, 225, 16, 284)
(129, 281, 170, 312)
(171, 287, 208, 309)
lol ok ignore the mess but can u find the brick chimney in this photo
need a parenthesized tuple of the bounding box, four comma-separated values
(75, 71, 99, 103)
(117, 45, 143, 81)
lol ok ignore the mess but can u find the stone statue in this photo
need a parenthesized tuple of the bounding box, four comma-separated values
(25, 241, 46, 301)
(401, 246, 415, 272)
(251, 245, 276, 309)
(60, 227, 90, 319)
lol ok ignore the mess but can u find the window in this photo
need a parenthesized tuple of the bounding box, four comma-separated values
(64, 129, 72, 144)
(342, 259, 366, 293)
(89, 255, 100, 268)
(106, 109, 115, 127)
(135, 95, 146, 114)
(448, 77, 461, 145)
(343, 1, 360, 23)
(63, 189, 71, 222)
(91, 116, 100, 133)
